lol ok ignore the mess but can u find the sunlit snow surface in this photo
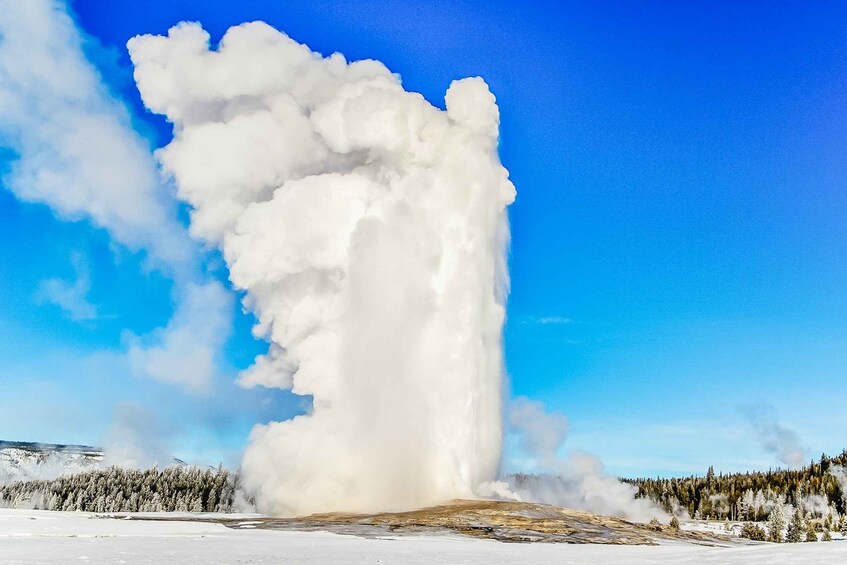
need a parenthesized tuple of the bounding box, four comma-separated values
(1, 509, 845, 564)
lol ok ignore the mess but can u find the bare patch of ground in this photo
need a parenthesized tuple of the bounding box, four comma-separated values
(121, 499, 733, 545)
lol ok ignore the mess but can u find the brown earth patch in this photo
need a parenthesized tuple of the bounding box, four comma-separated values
(117, 499, 733, 545)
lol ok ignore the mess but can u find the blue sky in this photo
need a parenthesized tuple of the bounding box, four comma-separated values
(2, 0, 846, 476)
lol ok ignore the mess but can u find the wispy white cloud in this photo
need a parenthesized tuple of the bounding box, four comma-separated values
(0, 0, 192, 273)
(127, 281, 231, 393)
(35, 252, 98, 322)
(0, 0, 232, 393)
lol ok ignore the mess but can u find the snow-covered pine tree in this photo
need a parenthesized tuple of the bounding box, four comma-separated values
(805, 520, 818, 542)
(786, 508, 804, 542)
(739, 490, 754, 520)
(767, 504, 786, 543)
(740, 522, 767, 541)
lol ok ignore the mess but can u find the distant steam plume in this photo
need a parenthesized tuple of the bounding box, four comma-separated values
(129, 22, 515, 515)
(744, 404, 806, 468)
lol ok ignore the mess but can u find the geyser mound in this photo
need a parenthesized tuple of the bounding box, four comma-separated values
(129, 22, 515, 515)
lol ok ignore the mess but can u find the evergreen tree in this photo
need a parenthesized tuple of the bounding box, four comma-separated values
(739, 490, 753, 520)
(740, 522, 767, 541)
(786, 509, 804, 543)
(767, 505, 785, 543)
(0, 465, 238, 513)
(626, 449, 847, 522)
(804, 520, 818, 542)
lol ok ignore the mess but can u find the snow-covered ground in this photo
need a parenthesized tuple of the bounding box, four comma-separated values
(682, 519, 847, 542)
(1, 509, 846, 564)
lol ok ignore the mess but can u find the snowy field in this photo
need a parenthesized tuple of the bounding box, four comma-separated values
(1, 509, 845, 564)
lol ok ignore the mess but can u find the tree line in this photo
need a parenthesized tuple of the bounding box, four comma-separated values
(625, 449, 847, 528)
(0, 465, 238, 513)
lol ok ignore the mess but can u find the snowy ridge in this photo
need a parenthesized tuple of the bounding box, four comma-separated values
(0, 440, 102, 484)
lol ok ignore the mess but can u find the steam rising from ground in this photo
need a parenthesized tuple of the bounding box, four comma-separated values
(3, 3, 664, 520)
(129, 22, 515, 515)
(100, 402, 174, 470)
(830, 465, 847, 507)
(505, 397, 663, 522)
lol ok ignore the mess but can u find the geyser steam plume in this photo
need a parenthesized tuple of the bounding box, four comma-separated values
(129, 22, 516, 515)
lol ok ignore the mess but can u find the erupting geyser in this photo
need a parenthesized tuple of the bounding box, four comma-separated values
(129, 21, 516, 515)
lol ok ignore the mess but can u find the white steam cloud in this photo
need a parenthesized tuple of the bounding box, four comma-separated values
(509, 396, 569, 466)
(128, 21, 515, 515)
(744, 403, 806, 468)
(506, 397, 663, 522)
(4, 2, 654, 521)
(0, 0, 231, 392)
(829, 465, 847, 507)
(101, 402, 173, 469)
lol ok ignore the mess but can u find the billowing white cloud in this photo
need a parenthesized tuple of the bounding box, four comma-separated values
(129, 21, 515, 515)
(0, 0, 231, 392)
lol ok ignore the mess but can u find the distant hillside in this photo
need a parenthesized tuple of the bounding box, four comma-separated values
(0, 440, 102, 483)
(0, 440, 102, 456)
(626, 450, 847, 521)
